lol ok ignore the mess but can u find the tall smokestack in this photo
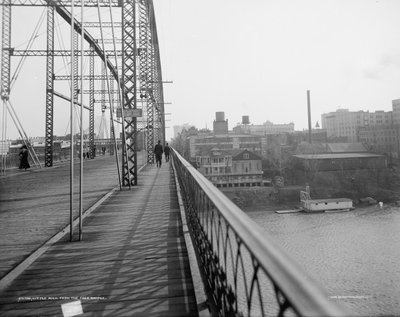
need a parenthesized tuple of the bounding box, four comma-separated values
(307, 90, 312, 144)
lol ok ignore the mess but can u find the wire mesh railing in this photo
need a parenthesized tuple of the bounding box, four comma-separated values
(171, 148, 349, 317)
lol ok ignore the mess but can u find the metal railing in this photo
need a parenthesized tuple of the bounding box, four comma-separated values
(171, 149, 349, 317)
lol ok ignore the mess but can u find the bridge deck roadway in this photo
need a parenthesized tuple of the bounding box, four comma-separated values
(0, 156, 198, 316)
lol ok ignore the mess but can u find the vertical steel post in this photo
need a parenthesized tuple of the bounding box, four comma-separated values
(79, 0, 85, 241)
(99, 63, 107, 142)
(101, 61, 106, 115)
(122, 0, 138, 186)
(139, 0, 155, 164)
(139, 0, 148, 139)
(89, 45, 95, 158)
(73, 28, 79, 106)
(110, 78, 115, 155)
(69, 0, 75, 242)
(147, 42, 155, 164)
(1, 101, 6, 175)
(307, 90, 312, 144)
(148, 32, 154, 155)
(1, 0, 11, 174)
(1, 0, 11, 100)
(45, 3, 55, 167)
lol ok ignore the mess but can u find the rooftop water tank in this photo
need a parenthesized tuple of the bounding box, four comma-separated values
(215, 112, 225, 121)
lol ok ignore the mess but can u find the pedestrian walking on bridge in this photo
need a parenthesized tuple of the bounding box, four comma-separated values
(154, 140, 163, 168)
(19, 145, 30, 170)
(164, 143, 170, 162)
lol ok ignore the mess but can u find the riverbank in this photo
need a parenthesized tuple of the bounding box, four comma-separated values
(221, 185, 400, 212)
(221, 186, 301, 211)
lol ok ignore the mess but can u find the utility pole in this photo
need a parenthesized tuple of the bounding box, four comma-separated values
(307, 90, 312, 144)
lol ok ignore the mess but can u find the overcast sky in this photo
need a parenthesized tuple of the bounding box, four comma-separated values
(154, 0, 400, 135)
(2, 0, 400, 140)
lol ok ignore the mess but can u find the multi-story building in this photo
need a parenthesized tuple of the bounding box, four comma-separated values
(393, 99, 400, 124)
(196, 146, 232, 179)
(188, 134, 262, 159)
(188, 112, 262, 159)
(321, 108, 393, 142)
(196, 148, 263, 187)
(230, 117, 295, 158)
(233, 119, 295, 135)
(321, 100, 400, 159)
(185, 112, 264, 187)
(293, 152, 387, 172)
(358, 124, 400, 159)
(213, 112, 229, 135)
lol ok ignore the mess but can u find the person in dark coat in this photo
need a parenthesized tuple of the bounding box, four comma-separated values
(154, 140, 163, 168)
(164, 143, 170, 162)
(19, 145, 30, 170)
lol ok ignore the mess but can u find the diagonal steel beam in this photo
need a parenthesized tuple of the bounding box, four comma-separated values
(3, 0, 121, 7)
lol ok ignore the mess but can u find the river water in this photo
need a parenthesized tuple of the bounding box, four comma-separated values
(246, 205, 400, 316)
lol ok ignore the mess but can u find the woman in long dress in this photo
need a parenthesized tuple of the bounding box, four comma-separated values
(19, 145, 30, 170)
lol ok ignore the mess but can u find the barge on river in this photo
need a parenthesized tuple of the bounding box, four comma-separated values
(300, 189, 353, 213)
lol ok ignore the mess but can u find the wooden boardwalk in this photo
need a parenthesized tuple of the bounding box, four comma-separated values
(0, 155, 122, 279)
(0, 162, 198, 316)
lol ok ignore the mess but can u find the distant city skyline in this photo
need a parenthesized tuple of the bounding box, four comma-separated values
(172, 97, 400, 133)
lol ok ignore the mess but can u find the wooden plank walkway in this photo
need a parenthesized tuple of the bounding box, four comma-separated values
(0, 155, 123, 279)
(0, 162, 198, 316)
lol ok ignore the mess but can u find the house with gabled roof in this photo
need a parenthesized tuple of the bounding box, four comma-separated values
(196, 146, 232, 180)
(230, 149, 264, 187)
(196, 148, 264, 188)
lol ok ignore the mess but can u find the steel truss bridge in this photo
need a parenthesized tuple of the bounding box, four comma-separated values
(1, 0, 165, 186)
(1, 1, 349, 316)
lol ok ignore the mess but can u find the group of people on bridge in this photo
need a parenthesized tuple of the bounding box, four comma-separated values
(154, 141, 170, 168)
(17, 141, 170, 170)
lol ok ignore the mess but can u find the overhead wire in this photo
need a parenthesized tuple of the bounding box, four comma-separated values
(5, 100, 41, 168)
(0, 81, 41, 168)
(54, 13, 90, 138)
(10, 8, 47, 91)
(55, 14, 72, 91)
(55, 14, 79, 138)
(3, 9, 45, 170)
(12, 6, 96, 50)
(54, 8, 92, 80)
(54, 13, 74, 137)
(97, 0, 122, 189)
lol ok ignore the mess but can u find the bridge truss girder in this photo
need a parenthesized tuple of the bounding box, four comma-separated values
(139, 0, 153, 164)
(9, 49, 127, 56)
(121, 0, 137, 186)
(3, 0, 121, 7)
(1, 0, 11, 102)
(148, 0, 165, 145)
(1, 0, 165, 186)
(89, 45, 95, 159)
(54, 75, 116, 80)
(45, 4, 54, 167)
